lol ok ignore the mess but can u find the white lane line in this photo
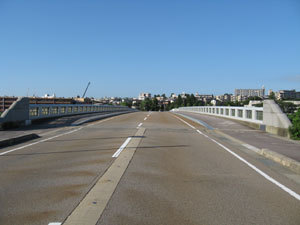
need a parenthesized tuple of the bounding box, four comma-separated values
(138, 123, 143, 127)
(144, 117, 147, 121)
(175, 117, 300, 201)
(197, 129, 209, 138)
(41, 127, 67, 136)
(0, 128, 82, 156)
(112, 137, 132, 158)
(48, 223, 62, 225)
(85, 116, 115, 127)
(209, 138, 300, 201)
(196, 129, 202, 134)
(174, 115, 196, 129)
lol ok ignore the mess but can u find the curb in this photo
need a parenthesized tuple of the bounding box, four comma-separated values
(261, 148, 300, 174)
(215, 129, 300, 174)
(214, 126, 300, 174)
(174, 112, 300, 175)
(0, 133, 40, 149)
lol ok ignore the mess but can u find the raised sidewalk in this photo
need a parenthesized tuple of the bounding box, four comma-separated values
(176, 111, 300, 173)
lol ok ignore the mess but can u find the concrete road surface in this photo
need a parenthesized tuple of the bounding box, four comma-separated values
(0, 112, 299, 225)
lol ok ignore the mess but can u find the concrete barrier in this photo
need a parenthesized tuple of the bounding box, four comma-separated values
(176, 105, 264, 125)
(0, 97, 135, 129)
(0, 97, 30, 127)
(263, 100, 292, 137)
(175, 100, 292, 137)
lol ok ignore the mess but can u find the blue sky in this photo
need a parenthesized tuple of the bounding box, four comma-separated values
(0, 0, 299, 98)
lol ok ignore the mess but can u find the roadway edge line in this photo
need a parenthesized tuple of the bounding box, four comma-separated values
(0, 116, 118, 156)
(174, 112, 300, 175)
(62, 127, 146, 225)
(172, 114, 300, 201)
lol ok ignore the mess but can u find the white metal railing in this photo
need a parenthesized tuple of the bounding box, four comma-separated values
(176, 106, 263, 124)
(29, 104, 131, 120)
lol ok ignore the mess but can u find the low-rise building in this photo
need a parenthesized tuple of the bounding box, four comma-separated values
(138, 93, 151, 101)
(277, 89, 300, 100)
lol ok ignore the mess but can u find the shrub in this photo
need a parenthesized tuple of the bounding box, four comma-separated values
(288, 108, 300, 140)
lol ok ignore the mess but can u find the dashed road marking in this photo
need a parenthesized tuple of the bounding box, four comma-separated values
(112, 137, 132, 158)
(63, 128, 145, 225)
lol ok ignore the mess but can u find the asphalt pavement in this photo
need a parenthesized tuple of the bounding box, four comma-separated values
(0, 112, 299, 225)
(176, 111, 300, 162)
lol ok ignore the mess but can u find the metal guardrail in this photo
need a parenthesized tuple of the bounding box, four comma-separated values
(29, 104, 131, 120)
(175, 106, 264, 124)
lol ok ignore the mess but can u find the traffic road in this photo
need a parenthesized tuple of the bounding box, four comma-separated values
(0, 112, 299, 225)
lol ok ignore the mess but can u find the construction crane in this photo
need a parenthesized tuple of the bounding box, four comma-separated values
(82, 82, 91, 98)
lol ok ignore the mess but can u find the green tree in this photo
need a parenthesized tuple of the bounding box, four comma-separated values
(152, 98, 159, 111)
(269, 91, 276, 100)
(190, 94, 197, 106)
(140, 99, 152, 111)
(176, 95, 183, 108)
(121, 101, 132, 108)
(277, 101, 297, 114)
(289, 108, 300, 140)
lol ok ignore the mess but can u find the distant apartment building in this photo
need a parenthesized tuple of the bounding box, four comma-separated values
(224, 94, 232, 102)
(216, 95, 224, 102)
(216, 94, 232, 102)
(138, 93, 151, 100)
(170, 93, 177, 98)
(195, 93, 213, 103)
(268, 89, 274, 96)
(234, 87, 265, 98)
(277, 89, 300, 100)
(231, 95, 249, 102)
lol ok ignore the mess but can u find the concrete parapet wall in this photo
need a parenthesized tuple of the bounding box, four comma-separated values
(0, 97, 134, 128)
(176, 100, 292, 138)
(263, 100, 292, 137)
(0, 97, 29, 124)
(176, 105, 264, 125)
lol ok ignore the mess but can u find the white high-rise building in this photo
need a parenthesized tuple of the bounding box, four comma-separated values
(234, 87, 265, 98)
